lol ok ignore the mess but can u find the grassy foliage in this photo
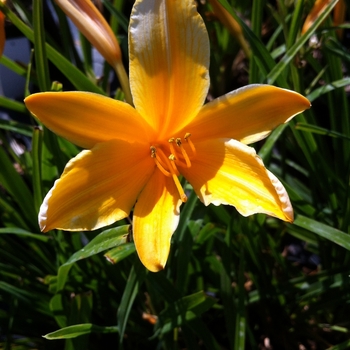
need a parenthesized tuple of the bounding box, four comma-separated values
(1, 0, 350, 348)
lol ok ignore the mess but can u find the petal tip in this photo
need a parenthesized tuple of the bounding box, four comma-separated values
(147, 261, 166, 273)
(267, 170, 294, 222)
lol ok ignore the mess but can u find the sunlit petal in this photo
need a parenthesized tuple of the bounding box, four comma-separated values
(55, 0, 121, 67)
(129, 0, 210, 138)
(39, 139, 154, 231)
(25, 92, 151, 148)
(180, 139, 293, 222)
(185, 85, 310, 144)
(133, 169, 182, 272)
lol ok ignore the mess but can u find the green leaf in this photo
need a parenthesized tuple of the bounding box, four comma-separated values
(0, 146, 37, 226)
(293, 215, 350, 250)
(32, 126, 43, 212)
(326, 339, 350, 350)
(102, 0, 129, 33)
(0, 96, 27, 113)
(0, 227, 50, 242)
(104, 243, 136, 264)
(234, 250, 246, 350)
(295, 122, 350, 140)
(0, 55, 28, 77)
(56, 225, 130, 291)
(158, 291, 217, 334)
(33, 0, 50, 91)
(43, 324, 119, 340)
(0, 119, 33, 137)
(307, 77, 350, 102)
(117, 259, 146, 346)
(266, 0, 339, 85)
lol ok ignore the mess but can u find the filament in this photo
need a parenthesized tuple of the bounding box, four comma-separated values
(150, 146, 171, 177)
(176, 138, 191, 168)
(184, 133, 196, 156)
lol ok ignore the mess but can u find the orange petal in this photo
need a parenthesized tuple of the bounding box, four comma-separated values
(302, 0, 332, 34)
(25, 92, 151, 149)
(0, 11, 5, 58)
(55, 0, 121, 67)
(334, 0, 346, 39)
(133, 169, 182, 272)
(39, 139, 154, 231)
(129, 0, 210, 139)
(185, 85, 310, 144)
(180, 139, 293, 222)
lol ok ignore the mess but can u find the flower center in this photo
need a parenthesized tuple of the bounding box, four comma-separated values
(150, 133, 196, 203)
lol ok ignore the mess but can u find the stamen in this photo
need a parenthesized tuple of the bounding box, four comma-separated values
(157, 148, 180, 176)
(168, 155, 187, 202)
(184, 133, 196, 156)
(168, 154, 180, 174)
(176, 138, 191, 168)
(150, 146, 171, 177)
(168, 138, 179, 159)
(172, 174, 187, 203)
(150, 145, 188, 203)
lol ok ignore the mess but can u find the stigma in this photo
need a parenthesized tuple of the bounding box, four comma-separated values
(150, 133, 196, 203)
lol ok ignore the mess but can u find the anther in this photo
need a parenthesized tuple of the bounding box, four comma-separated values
(150, 145, 188, 203)
(168, 154, 180, 174)
(184, 133, 196, 156)
(150, 146, 156, 158)
(150, 146, 171, 177)
(168, 138, 179, 159)
(176, 138, 191, 168)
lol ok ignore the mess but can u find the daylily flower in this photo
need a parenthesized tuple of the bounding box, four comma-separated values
(25, 0, 310, 272)
(55, 0, 132, 104)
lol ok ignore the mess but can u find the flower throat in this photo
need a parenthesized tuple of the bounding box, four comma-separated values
(150, 133, 196, 203)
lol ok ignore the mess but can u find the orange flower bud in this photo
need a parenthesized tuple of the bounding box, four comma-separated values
(55, 0, 121, 67)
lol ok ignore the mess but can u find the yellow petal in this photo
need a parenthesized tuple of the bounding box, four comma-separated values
(39, 139, 154, 231)
(186, 85, 310, 144)
(55, 0, 121, 67)
(129, 0, 210, 139)
(180, 139, 293, 222)
(0, 11, 5, 58)
(133, 169, 182, 272)
(25, 92, 151, 149)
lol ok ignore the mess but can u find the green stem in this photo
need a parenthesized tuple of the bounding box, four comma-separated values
(113, 61, 133, 106)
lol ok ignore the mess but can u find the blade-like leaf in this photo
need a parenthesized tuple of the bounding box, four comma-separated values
(293, 215, 350, 250)
(43, 324, 119, 340)
(56, 225, 130, 291)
